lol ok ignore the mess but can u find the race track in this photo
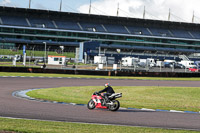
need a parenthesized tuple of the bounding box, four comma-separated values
(0, 77, 200, 131)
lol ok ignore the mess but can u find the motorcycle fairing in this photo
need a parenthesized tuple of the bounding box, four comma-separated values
(92, 95, 107, 109)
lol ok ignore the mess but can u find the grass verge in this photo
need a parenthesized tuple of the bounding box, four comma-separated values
(27, 86, 200, 112)
(0, 49, 75, 58)
(0, 117, 199, 133)
(1, 72, 200, 81)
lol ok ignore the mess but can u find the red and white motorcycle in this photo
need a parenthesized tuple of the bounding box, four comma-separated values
(87, 92, 122, 111)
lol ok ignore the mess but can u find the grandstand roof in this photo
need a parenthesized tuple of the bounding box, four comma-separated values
(0, 6, 199, 30)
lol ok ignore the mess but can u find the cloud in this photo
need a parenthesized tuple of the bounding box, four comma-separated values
(78, 0, 200, 23)
(0, 0, 11, 5)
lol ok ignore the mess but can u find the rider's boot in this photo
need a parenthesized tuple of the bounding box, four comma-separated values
(105, 96, 113, 105)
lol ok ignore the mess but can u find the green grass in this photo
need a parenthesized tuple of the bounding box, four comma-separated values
(1, 72, 199, 132)
(0, 64, 41, 68)
(0, 117, 198, 133)
(0, 49, 75, 58)
(1, 72, 200, 81)
(27, 86, 200, 112)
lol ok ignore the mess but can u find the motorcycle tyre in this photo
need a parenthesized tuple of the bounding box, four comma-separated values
(108, 100, 120, 111)
(87, 99, 96, 110)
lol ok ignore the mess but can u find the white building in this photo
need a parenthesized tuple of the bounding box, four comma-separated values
(48, 55, 66, 65)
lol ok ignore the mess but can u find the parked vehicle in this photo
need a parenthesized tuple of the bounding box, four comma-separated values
(94, 56, 107, 64)
(194, 61, 200, 68)
(14, 54, 22, 62)
(121, 57, 139, 67)
(139, 58, 156, 67)
(188, 67, 199, 72)
(164, 62, 174, 68)
(174, 63, 185, 69)
(179, 61, 196, 68)
(87, 92, 122, 111)
(156, 61, 164, 67)
(163, 60, 175, 68)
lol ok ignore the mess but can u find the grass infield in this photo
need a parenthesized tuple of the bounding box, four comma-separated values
(0, 117, 199, 133)
(27, 86, 200, 112)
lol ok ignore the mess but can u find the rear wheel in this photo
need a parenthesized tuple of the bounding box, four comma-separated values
(108, 100, 120, 111)
(87, 99, 95, 110)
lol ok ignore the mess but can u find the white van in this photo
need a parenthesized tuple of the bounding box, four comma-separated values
(179, 61, 196, 68)
(121, 57, 139, 66)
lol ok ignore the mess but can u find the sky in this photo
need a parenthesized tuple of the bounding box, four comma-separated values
(0, 0, 200, 23)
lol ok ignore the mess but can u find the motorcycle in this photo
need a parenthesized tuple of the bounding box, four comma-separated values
(87, 92, 122, 111)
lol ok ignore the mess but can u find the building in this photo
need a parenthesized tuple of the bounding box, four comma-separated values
(0, 6, 200, 62)
(48, 55, 66, 65)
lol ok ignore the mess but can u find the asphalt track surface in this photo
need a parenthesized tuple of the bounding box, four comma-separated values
(0, 77, 200, 131)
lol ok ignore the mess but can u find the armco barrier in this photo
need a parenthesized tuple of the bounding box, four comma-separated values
(1, 66, 200, 77)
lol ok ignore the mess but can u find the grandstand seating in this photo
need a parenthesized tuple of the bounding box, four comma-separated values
(28, 17, 55, 29)
(54, 20, 81, 30)
(189, 31, 200, 39)
(126, 26, 151, 36)
(1, 13, 200, 40)
(0, 16, 29, 27)
(149, 28, 172, 37)
(79, 22, 106, 32)
(169, 29, 192, 39)
(103, 24, 129, 34)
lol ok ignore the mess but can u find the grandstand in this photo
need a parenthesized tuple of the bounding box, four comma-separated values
(0, 6, 200, 61)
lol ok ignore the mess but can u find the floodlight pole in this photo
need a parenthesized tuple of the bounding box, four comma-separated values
(168, 8, 171, 21)
(29, 0, 31, 9)
(60, 0, 62, 12)
(89, 0, 92, 14)
(143, 6, 145, 19)
(192, 11, 194, 23)
(117, 3, 119, 16)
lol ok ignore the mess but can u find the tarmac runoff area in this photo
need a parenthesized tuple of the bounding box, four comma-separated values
(13, 88, 200, 114)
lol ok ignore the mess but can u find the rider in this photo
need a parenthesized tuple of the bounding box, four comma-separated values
(98, 83, 115, 103)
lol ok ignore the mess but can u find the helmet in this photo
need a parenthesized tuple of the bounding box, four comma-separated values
(105, 83, 110, 87)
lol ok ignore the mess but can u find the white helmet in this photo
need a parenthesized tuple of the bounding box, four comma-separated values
(105, 83, 110, 87)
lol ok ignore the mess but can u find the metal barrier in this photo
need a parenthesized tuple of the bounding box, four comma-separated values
(0, 66, 200, 77)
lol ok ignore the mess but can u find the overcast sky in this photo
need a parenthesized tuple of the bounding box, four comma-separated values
(0, 0, 200, 23)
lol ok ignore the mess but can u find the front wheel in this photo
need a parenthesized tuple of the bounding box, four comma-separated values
(108, 100, 120, 111)
(87, 99, 96, 110)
